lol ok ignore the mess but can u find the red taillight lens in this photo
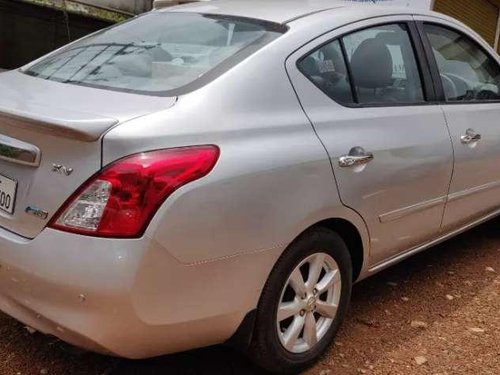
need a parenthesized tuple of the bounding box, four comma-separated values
(49, 146, 220, 238)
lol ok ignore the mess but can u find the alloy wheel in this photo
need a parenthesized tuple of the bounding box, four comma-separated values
(276, 252, 342, 354)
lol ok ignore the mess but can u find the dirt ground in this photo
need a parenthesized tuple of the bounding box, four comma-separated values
(0, 218, 499, 375)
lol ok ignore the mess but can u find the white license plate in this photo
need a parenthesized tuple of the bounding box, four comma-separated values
(0, 174, 17, 215)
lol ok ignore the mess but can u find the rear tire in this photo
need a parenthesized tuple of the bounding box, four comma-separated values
(249, 228, 352, 374)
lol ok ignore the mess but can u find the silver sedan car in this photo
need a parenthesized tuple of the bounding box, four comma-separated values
(0, 0, 499, 373)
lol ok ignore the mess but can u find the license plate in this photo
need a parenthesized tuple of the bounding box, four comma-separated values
(0, 174, 17, 215)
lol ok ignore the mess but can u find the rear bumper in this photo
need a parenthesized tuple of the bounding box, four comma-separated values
(0, 227, 275, 358)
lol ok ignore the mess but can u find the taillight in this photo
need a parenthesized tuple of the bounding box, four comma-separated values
(49, 146, 220, 238)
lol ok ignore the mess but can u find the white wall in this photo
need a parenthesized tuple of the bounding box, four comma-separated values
(75, 0, 152, 14)
(347, 0, 432, 9)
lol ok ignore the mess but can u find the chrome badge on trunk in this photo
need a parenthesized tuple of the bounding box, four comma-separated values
(25, 206, 48, 220)
(52, 164, 74, 176)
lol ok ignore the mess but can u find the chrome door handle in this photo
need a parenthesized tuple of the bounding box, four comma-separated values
(339, 147, 374, 168)
(461, 129, 481, 145)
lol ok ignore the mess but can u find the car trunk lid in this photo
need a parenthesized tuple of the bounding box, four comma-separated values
(0, 71, 176, 238)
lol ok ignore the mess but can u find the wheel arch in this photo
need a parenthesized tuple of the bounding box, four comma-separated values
(311, 218, 365, 282)
(227, 213, 369, 351)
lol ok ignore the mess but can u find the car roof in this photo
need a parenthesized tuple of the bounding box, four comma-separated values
(160, 0, 353, 24)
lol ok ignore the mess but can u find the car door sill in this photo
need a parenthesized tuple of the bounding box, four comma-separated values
(368, 206, 500, 274)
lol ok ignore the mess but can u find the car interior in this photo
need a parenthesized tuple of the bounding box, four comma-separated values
(425, 24, 500, 101)
(300, 25, 424, 105)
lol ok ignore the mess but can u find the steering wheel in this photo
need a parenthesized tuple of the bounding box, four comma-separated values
(476, 89, 499, 100)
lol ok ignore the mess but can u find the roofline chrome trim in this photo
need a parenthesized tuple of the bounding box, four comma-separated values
(284, 6, 346, 24)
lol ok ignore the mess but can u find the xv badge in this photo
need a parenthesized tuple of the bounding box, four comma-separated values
(52, 164, 74, 176)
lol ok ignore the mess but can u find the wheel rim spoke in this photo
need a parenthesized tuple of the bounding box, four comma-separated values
(277, 252, 342, 354)
(277, 300, 302, 322)
(316, 269, 340, 294)
(303, 312, 318, 348)
(289, 268, 307, 297)
(316, 300, 338, 318)
(307, 253, 325, 291)
(283, 316, 305, 351)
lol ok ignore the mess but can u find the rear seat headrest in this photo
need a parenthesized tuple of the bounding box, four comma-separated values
(350, 38, 393, 89)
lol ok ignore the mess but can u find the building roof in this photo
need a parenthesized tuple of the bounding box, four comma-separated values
(161, 0, 352, 24)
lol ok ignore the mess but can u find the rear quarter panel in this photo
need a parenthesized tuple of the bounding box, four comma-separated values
(102, 31, 371, 325)
(103, 37, 363, 264)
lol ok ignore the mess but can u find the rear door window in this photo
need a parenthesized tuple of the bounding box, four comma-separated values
(343, 24, 425, 105)
(298, 40, 355, 105)
(299, 23, 425, 106)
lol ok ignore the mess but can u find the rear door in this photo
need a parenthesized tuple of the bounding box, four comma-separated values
(416, 17, 500, 231)
(287, 16, 454, 265)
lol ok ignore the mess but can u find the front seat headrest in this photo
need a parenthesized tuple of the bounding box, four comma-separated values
(350, 38, 393, 88)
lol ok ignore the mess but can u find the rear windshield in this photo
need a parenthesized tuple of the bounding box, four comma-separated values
(23, 12, 286, 96)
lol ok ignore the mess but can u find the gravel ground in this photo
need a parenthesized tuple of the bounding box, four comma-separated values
(1, 218, 499, 375)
